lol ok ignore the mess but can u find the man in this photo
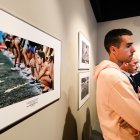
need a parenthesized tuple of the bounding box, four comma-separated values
(94, 29, 140, 140)
(121, 54, 140, 100)
(120, 54, 139, 93)
(132, 64, 140, 89)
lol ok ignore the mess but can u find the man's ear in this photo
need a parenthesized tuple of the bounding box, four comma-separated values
(110, 46, 117, 54)
(124, 63, 129, 66)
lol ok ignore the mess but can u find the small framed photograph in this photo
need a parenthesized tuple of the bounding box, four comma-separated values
(78, 32, 90, 69)
(78, 71, 90, 109)
(0, 9, 61, 132)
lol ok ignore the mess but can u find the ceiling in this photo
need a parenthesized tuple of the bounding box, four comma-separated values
(89, 0, 140, 22)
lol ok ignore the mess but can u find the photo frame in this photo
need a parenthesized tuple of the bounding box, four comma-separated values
(0, 9, 61, 132)
(78, 32, 90, 69)
(78, 71, 90, 109)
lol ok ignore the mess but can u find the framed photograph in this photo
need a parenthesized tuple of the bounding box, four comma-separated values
(78, 71, 90, 109)
(0, 9, 61, 132)
(78, 32, 90, 69)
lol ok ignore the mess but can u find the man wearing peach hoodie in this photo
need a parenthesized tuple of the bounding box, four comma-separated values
(94, 29, 140, 140)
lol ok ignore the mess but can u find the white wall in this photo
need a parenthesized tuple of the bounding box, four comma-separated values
(97, 16, 140, 63)
(0, 0, 98, 140)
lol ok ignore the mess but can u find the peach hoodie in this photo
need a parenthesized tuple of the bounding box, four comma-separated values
(94, 60, 140, 140)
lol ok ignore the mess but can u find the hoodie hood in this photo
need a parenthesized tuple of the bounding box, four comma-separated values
(94, 60, 120, 80)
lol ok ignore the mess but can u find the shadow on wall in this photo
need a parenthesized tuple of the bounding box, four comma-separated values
(62, 107, 104, 140)
(62, 107, 78, 140)
(82, 108, 104, 140)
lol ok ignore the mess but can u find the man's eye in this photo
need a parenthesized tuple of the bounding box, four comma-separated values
(126, 45, 131, 48)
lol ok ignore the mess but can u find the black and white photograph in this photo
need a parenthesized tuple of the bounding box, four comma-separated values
(0, 9, 61, 132)
(78, 32, 90, 69)
(78, 71, 90, 109)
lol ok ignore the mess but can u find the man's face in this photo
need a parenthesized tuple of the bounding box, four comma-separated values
(128, 57, 139, 73)
(115, 35, 135, 63)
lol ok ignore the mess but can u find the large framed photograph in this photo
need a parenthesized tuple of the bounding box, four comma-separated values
(0, 9, 61, 132)
(78, 71, 90, 109)
(78, 32, 90, 69)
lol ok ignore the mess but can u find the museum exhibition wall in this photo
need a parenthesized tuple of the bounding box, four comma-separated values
(1, 0, 140, 140)
(0, 0, 98, 140)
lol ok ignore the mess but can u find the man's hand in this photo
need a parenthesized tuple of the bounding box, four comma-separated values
(119, 117, 131, 128)
(118, 117, 139, 136)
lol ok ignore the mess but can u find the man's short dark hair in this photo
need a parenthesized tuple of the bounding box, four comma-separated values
(104, 28, 133, 53)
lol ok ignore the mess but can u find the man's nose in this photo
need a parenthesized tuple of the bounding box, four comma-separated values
(131, 46, 136, 53)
